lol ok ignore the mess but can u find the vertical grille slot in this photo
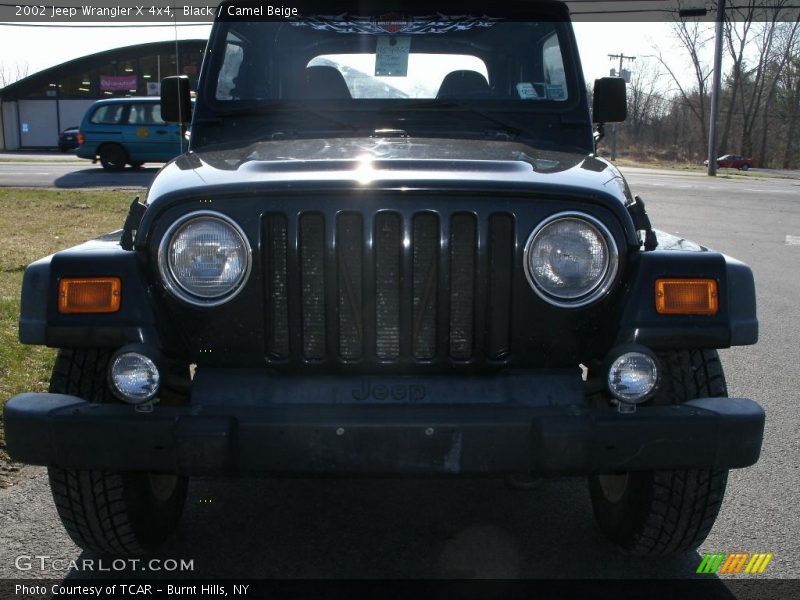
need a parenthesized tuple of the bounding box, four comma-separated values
(412, 213, 438, 359)
(265, 214, 289, 359)
(337, 213, 363, 359)
(449, 213, 476, 359)
(300, 213, 326, 359)
(374, 212, 401, 360)
(488, 213, 514, 359)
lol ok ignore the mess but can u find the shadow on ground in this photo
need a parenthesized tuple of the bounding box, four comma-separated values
(58, 476, 729, 586)
(53, 167, 158, 189)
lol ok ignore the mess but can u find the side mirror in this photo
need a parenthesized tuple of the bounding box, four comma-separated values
(593, 77, 627, 124)
(161, 76, 192, 124)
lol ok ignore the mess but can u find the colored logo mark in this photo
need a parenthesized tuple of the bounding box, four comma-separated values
(697, 552, 773, 574)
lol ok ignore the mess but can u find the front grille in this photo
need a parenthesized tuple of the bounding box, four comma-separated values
(264, 210, 514, 367)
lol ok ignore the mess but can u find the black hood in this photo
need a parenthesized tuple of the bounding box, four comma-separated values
(147, 137, 635, 208)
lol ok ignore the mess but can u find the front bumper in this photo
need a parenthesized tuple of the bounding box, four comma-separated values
(5, 389, 764, 476)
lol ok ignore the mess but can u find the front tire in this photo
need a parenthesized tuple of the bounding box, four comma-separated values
(47, 349, 187, 556)
(589, 349, 729, 556)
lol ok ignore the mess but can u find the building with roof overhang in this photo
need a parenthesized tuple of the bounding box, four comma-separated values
(0, 40, 205, 150)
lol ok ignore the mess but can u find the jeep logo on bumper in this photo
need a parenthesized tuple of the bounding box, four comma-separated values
(352, 380, 426, 402)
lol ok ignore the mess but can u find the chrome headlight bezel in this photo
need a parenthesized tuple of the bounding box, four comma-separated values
(523, 211, 619, 308)
(157, 210, 252, 307)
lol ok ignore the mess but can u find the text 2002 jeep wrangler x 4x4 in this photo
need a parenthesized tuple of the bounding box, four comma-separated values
(6, 0, 764, 557)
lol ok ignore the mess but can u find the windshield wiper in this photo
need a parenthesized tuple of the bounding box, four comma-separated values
(407, 100, 525, 140)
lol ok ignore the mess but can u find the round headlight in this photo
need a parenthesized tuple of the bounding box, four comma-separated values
(159, 211, 251, 306)
(524, 212, 618, 307)
(109, 352, 160, 404)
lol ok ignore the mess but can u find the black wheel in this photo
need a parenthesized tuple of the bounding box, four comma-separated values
(129, 161, 145, 169)
(589, 349, 729, 556)
(98, 144, 127, 171)
(47, 349, 187, 556)
(741, 163, 749, 171)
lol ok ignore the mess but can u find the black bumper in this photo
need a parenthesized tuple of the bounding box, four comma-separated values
(4, 393, 764, 476)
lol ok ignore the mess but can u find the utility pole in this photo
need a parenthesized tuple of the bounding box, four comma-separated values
(707, 0, 726, 176)
(608, 53, 636, 161)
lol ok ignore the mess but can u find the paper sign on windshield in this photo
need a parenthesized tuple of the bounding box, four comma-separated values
(375, 36, 411, 77)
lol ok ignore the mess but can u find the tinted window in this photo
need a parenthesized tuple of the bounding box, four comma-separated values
(127, 103, 166, 125)
(216, 32, 245, 100)
(542, 33, 567, 101)
(89, 104, 124, 124)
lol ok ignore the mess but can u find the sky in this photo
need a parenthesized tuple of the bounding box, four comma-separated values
(0, 21, 708, 92)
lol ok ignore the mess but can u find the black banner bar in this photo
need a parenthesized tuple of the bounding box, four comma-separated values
(3, 579, 800, 600)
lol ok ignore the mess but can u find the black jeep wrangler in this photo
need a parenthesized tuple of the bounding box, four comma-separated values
(6, 0, 764, 558)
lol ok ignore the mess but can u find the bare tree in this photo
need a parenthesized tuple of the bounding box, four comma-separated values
(0, 61, 30, 88)
(720, 1, 758, 152)
(618, 1, 800, 168)
(627, 58, 666, 140)
(655, 20, 714, 147)
(758, 18, 800, 164)
(735, 5, 790, 157)
(781, 56, 800, 167)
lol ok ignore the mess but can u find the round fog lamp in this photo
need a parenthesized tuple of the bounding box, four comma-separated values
(607, 352, 658, 403)
(109, 352, 160, 404)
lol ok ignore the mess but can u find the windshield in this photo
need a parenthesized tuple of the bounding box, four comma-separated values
(209, 19, 571, 104)
(194, 15, 590, 151)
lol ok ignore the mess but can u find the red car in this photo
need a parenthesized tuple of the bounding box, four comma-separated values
(704, 154, 755, 170)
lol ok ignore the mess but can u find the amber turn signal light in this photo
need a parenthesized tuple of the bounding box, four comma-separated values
(655, 278, 718, 315)
(58, 277, 121, 314)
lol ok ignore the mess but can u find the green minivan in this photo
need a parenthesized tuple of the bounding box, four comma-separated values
(76, 97, 184, 171)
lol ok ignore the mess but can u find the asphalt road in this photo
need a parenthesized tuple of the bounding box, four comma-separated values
(0, 167, 798, 587)
(0, 160, 162, 188)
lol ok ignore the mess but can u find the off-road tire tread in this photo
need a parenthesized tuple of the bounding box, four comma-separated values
(49, 348, 114, 403)
(632, 349, 728, 555)
(48, 467, 146, 556)
(591, 349, 730, 556)
(47, 349, 180, 556)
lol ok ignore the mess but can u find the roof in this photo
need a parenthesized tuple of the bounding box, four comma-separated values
(87, 97, 162, 105)
(0, 39, 206, 100)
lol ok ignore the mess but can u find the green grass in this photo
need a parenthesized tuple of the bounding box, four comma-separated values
(0, 188, 137, 464)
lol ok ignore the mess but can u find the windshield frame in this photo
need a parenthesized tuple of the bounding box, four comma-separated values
(192, 10, 592, 153)
(200, 16, 585, 112)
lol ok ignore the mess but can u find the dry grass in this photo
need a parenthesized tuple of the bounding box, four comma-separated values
(612, 157, 707, 172)
(0, 188, 137, 477)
